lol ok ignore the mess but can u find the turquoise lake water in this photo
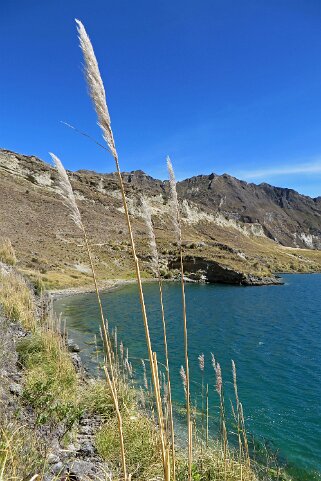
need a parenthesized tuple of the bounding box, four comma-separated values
(54, 274, 321, 480)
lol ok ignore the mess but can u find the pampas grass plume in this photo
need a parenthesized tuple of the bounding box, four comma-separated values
(75, 19, 117, 159)
(198, 353, 205, 372)
(50, 153, 83, 230)
(140, 197, 158, 273)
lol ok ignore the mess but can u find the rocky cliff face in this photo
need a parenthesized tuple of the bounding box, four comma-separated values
(1, 148, 321, 287)
(178, 173, 321, 249)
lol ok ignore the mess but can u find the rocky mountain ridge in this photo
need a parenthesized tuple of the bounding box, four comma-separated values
(1, 148, 321, 288)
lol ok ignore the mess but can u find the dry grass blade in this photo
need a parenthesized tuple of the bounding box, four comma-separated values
(198, 353, 205, 459)
(232, 360, 250, 467)
(211, 354, 228, 479)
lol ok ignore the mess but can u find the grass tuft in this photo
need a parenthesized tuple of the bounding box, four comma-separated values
(0, 417, 46, 480)
(96, 413, 162, 480)
(17, 331, 81, 427)
(0, 270, 36, 330)
(0, 238, 17, 266)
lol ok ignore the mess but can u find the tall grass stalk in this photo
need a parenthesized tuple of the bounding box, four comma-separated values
(231, 360, 243, 463)
(212, 354, 228, 480)
(206, 383, 209, 448)
(167, 156, 192, 481)
(75, 20, 169, 480)
(141, 197, 176, 479)
(50, 152, 128, 480)
(232, 360, 250, 467)
(198, 353, 205, 460)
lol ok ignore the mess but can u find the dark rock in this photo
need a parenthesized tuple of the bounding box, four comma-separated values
(67, 339, 80, 352)
(169, 255, 283, 286)
(79, 441, 95, 456)
(70, 353, 82, 371)
(9, 382, 22, 396)
(66, 460, 108, 479)
(78, 424, 92, 435)
(10, 373, 22, 382)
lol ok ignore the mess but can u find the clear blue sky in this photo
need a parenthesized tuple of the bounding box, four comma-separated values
(2, 0, 321, 196)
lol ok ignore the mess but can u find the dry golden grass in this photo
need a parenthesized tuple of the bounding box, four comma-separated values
(0, 416, 46, 480)
(18, 329, 81, 426)
(96, 412, 163, 481)
(0, 270, 36, 330)
(0, 238, 17, 266)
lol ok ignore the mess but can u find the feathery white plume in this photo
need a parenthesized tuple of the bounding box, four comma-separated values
(75, 19, 117, 159)
(232, 359, 237, 385)
(210, 352, 222, 395)
(198, 353, 205, 372)
(215, 362, 222, 395)
(120, 341, 124, 361)
(211, 352, 216, 370)
(50, 152, 83, 230)
(142, 359, 148, 390)
(166, 156, 180, 243)
(180, 365, 187, 398)
(140, 197, 159, 273)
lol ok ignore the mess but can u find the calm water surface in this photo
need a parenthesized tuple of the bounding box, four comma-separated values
(54, 274, 321, 479)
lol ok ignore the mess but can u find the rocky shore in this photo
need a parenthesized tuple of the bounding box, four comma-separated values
(49, 264, 283, 301)
(169, 255, 284, 286)
(0, 299, 111, 480)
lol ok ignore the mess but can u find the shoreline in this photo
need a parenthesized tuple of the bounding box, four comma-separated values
(49, 277, 162, 300)
(49, 269, 321, 300)
(49, 273, 284, 300)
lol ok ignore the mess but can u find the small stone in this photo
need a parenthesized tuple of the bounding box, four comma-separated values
(66, 443, 78, 452)
(9, 383, 22, 396)
(48, 453, 60, 464)
(52, 462, 63, 475)
(70, 353, 82, 371)
(79, 441, 95, 456)
(67, 339, 80, 352)
(10, 373, 22, 382)
(68, 460, 96, 477)
(78, 424, 91, 435)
